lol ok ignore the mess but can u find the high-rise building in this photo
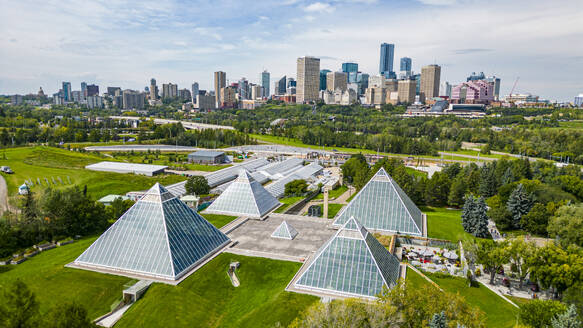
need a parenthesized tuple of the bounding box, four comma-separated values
(62, 82, 72, 102)
(71, 91, 82, 103)
(399, 57, 412, 78)
(87, 96, 103, 109)
(122, 90, 145, 110)
(297, 56, 320, 103)
(398, 79, 417, 104)
(275, 76, 286, 95)
(439, 82, 452, 98)
(261, 71, 270, 98)
(214, 71, 226, 107)
(81, 82, 87, 98)
(326, 71, 348, 92)
(467, 72, 486, 82)
(485, 76, 501, 101)
(575, 94, 583, 107)
(86, 84, 99, 97)
(451, 80, 494, 104)
(219, 86, 236, 108)
(107, 87, 121, 97)
(420, 64, 441, 102)
(238, 78, 249, 100)
(150, 78, 158, 100)
(162, 83, 178, 99)
(342, 62, 358, 83)
(379, 43, 395, 78)
(357, 73, 369, 95)
(191, 83, 199, 103)
(251, 84, 263, 100)
(319, 69, 331, 91)
(178, 89, 191, 101)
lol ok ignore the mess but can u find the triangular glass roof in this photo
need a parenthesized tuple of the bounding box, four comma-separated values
(271, 221, 299, 240)
(205, 170, 281, 218)
(294, 216, 401, 298)
(333, 168, 424, 236)
(73, 183, 230, 281)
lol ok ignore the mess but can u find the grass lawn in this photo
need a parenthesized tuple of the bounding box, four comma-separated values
(274, 196, 304, 213)
(200, 213, 237, 228)
(0, 237, 132, 319)
(507, 296, 531, 307)
(105, 151, 232, 172)
(423, 207, 474, 243)
(425, 272, 519, 328)
(405, 267, 433, 289)
(313, 185, 348, 200)
(0, 147, 186, 200)
(313, 203, 344, 219)
(116, 253, 318, 328)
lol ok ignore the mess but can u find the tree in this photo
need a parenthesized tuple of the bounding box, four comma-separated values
(45, 302, 96, 328)
(428, 311, 448, 328)
(0, 280, 40, 328)
(563, 284, 583, 324)
(341, 154, 368, 187)
(284, 179, 308, 196)
(424, 172, 450, 207)
(507, 184, 534, 229)
(528, 244, 583, 296)
(468, 239, 509, 284)
(184, 175, 210, 195)
(551, 305, 582, 328)
(505, 237, 536, 288)
(487, 204, 514, 231)
(519, 299, 567, 328)
(479, 164, 497, 198)
(461, 195, 489, 238)
(105, 197, 134, 221)
(448, 176, 467, 208)
(548, 204, 583, 248)
(521, 203, 551, 236)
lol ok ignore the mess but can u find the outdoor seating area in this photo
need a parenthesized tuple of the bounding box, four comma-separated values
(401, 245, 463, 276)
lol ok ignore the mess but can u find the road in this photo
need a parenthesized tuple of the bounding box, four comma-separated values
(109, 116, 234, 131)
(0, 174, 7, 213)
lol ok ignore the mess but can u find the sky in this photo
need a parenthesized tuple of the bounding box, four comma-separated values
(0, 0, 582, 101)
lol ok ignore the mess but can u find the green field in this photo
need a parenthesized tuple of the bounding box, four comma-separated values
(0, 237, 132, 319)
(274, 196, 304, 213)
(312, 203, 344, 219)
(425, 272, 519, 328)
(116, 253, 318, 328)
(423, 207, 474, 242)
(105, 151, 232, 172)
(313, 185, 348, 200)
(405, 267, 433, 289)
(0, 147, 186, 200)
(200, 213, 237, 228)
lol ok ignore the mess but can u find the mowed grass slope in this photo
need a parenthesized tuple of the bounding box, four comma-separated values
(423, 207, 474, 242)
(200, 213, 237, 228)
(116, 253, 318, 328)
(0, 147, 186, 199)
(0, 237, 132, 319)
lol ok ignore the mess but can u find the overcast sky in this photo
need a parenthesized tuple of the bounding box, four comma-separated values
(1, 0, 582, 101)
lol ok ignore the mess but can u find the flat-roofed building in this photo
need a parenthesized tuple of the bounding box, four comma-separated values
(297, 56, 320, 103)
(398, 79, 416, 104)
(187, 151, 226, 164)
(85, 161, 167, 176)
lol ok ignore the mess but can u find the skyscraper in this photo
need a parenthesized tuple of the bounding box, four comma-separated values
(297, 56, 320, 103)
(162, 83, 178, 99)
(261, 71, 270, 98)
(275, 76, 286, 95)
(398, 80, 417, 104)
(379, 43, 395, 78)
(399, 57, 412, 78)
(342, 62, 358, 83)
(326, 72, 348, 92)
(86, 84, 99, 97)
(319, 69, 331, 91)
(191, 82, 199, 103)
(420, 65, 441, 102)
(81, 82, 87, 98)
(150, 78, 158, 100)
(62, 82, 72, 102)
(439, 81, 452, 98)
(214, 71, 226, 107)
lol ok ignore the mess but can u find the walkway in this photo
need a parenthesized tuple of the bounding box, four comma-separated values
(96, 303, 132, 327)
(0, 175, 8, 213)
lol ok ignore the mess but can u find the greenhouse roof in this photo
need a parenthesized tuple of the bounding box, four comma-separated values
(204, 170, 281, 218)
(271, 221, 298, 240)
(72, 183, 230, 281)
(294, 216, 401, 299)
(332, 168, 424, 236)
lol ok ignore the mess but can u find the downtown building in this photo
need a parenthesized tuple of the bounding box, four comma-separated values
(451, 80, 494, 104)
(420, 64, 441, 103)
(296, 56, 320, 103)
(214, 71, 226, 107)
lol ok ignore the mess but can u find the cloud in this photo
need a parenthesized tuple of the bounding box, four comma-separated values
(416, 0, 457, 5)
(304, 2, 335, 13)
(454, 48, 494, 55)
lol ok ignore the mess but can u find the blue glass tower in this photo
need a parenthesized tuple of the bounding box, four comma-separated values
(379, 43, 395, 78)
(319, 69, 331, 91)
(342, 62, 358, 83)
(400, 57, 411, 74)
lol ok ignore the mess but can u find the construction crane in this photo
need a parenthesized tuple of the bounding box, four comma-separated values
(509, 77, 520, 96)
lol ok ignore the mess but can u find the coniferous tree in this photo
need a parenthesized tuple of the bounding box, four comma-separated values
(428, 311, 448, 328)
(507, 184, 534, 229)
(461, 195, 476, 234)
(472, 197, 490, 238)
(479, 164, 498, 198)
(448, 177, 467, 208)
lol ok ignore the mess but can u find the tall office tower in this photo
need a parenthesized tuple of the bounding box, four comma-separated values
(107, 87, 121, 97)
(439, 81, 452, 98)
(341, 62, 358, 83)
(122, 90, 146, 110)
(399, 57, 412, 78)
(191, 82, 199, 103)
(81, 82, 87, 98)
(485, 76, 501, 100)
(357, 73, 369, 95)
(214, 71, 226, 107)
(379, 43, 395, 78)
(261, 71, 270, 98)
(275, 76, 286, 95)
(420, 64, 441, 102)
(162, 83, 178, 99)
(178, 89, 191, 101)
(238, 78, 249, 100)
(297, 56, 320, 103)
(326, 72, 348, 92)
(398, 79, 417, 104)
(220, 86, 236, 108)
(251, 84, 263, 100)
(62, 82, 72, 102)
(86, 84, 99, 97)
(150, 78, 158, 100)
(319, 69, 331, 91)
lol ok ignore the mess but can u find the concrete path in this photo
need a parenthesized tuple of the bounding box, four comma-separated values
(0, 175, 8, 213)
(96, 303, 132, 327)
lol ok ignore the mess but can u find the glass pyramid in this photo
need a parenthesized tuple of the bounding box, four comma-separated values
(73, 183, 230, 281)
(271, 220, 299, 240)
(333, 168, 424, 236)
(294, 216, 401, 298)
(205, 170, 281, 218)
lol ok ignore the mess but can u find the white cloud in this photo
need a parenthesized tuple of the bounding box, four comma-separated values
(304, 2, 335, 13)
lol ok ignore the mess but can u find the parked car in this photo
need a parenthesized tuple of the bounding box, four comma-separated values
(1, 166, 13, 174)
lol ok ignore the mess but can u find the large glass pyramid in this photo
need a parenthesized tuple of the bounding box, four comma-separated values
(333, 168, 424, 236)
(271, 221, 298, 240)
(294, 216, 401, 298)
(73, 183, 230, 281)
(205, 170, 281, 218)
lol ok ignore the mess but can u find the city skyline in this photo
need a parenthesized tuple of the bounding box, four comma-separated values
(0, 0, 582, 101)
